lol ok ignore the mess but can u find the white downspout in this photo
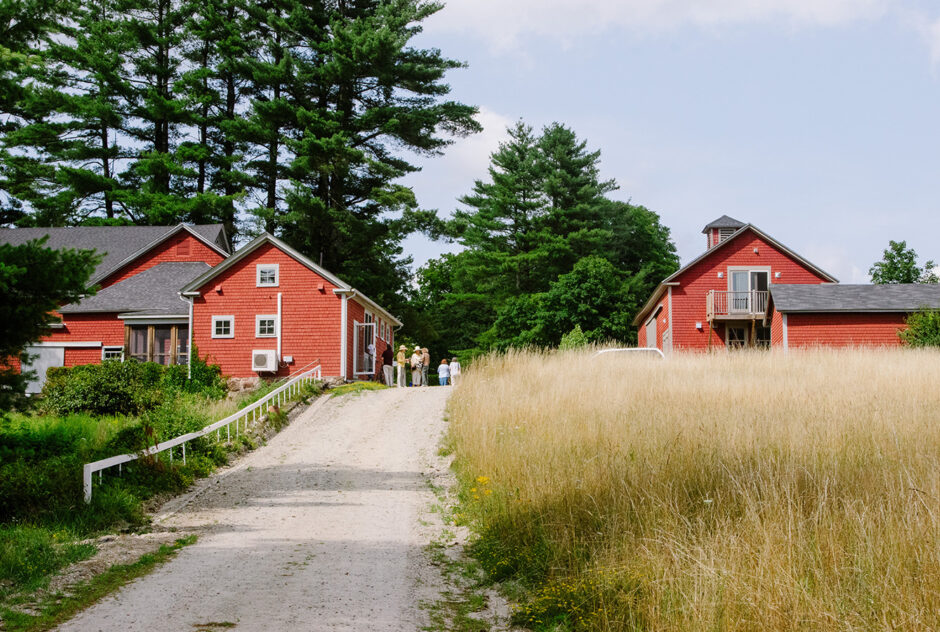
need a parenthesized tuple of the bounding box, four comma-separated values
(782, 313, 789, 353)
(277, 292, 283, 360)
(340, 293, 348, 379)
(183, 295, 194, 380)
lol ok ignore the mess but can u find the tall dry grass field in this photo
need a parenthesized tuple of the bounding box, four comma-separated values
(447, 349, 940, 631)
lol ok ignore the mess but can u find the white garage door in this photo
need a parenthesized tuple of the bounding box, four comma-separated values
(22, 346, 65, 394)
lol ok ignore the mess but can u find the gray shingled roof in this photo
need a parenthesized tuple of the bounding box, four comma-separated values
(59, 261, 210, 315)
(702, 215, 746, 232)
(770, 283, 940, 313)
(0, 224, 227, 283)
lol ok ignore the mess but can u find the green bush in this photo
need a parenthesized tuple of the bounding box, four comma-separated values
(39, 354, 225, 416)
(559, 324, 589, 350)
(899, 308, 940, 347)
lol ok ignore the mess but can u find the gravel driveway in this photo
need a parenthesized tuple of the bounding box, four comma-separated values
(57, 386, 452, 631)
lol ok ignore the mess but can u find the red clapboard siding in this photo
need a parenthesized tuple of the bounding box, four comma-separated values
(100, 232, 225, 289)
(46, 313, 124, 367)
(192, 242, 344, 378)
(785, 312, 906, 348)
(770, 309, 784, 347)
(668, 231, 830, 351)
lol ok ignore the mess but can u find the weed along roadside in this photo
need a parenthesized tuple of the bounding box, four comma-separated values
(445, 348, 940, 631)
(0, 357, 325, 628)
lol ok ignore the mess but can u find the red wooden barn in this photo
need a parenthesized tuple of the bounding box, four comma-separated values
(634, 216, 940, 351)
(179, 233, 399, 380)
(1, 224, 230, 391)
(1, 225, 399, 391)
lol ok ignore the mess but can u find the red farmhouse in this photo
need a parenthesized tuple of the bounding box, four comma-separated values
(634, 216, 940, 351)
(179, 233, 399, 381)
(1, 225, 399, 391)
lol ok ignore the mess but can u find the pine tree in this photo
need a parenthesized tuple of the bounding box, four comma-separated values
(454, 121, 543, 295)
(0, 0, 71, 225)
(273, 0, 479, 308)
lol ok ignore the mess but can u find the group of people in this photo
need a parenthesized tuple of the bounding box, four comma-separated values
(379, 344, 461, 387)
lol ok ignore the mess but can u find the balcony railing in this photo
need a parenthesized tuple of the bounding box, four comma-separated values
(706, 290, 769, 320)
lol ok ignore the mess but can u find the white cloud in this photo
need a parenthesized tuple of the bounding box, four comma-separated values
(427, 0, 892, 51)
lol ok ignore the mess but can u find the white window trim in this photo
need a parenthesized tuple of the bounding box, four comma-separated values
(102, 346, 124, 361)
(256, 263, 279, 287)
(255, 314, 278, 338)
(212, 315, 235, 339)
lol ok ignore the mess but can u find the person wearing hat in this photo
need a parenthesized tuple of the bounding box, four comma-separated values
(410, 345, 423, 386)
(396, 345, 408, 388)
(381, 343, 394, 386)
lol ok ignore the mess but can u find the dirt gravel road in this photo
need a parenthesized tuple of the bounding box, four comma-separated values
(58, 386, 452, 631)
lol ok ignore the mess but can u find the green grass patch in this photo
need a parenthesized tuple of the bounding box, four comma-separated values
(329, 381, 387, 397)
(0, 535, 197, 632)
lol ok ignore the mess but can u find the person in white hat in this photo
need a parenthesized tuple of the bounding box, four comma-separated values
(410, 345, 423, 387)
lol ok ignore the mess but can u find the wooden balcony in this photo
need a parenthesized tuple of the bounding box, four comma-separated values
(706, 290, 769, 321)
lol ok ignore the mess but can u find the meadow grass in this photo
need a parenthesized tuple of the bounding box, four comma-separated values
(447, 348, 940, 631)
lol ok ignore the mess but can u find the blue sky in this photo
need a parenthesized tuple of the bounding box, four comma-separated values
(399, 0, 940, 283)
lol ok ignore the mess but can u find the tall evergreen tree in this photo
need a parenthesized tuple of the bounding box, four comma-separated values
(270, 0, 480, 309)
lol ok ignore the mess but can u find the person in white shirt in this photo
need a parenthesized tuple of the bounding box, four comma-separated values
(449, 357, 461, 386)
(438, 358, 450, 385)
(410, 346, 423, 386)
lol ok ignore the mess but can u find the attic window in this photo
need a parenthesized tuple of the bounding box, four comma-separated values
(177, 240, 191, 256)
(256, 264, 279, 287)
(718, 228, 736, 243)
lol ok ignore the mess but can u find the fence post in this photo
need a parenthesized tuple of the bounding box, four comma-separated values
(83, 464, 93, 503)
(182, 442, 187, 465)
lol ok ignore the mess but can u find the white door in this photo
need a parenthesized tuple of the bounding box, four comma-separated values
(22, 346, 64, 394)
(645, 315, 657, 348)
(353, 322, 376, 375)
(662, 330, 672, 355)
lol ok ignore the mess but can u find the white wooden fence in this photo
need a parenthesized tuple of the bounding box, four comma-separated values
(83, 365, 321, 503)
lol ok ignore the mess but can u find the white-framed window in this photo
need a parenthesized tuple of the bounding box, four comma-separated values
(256, 315, 278, 338)
(256, 263, 279, 287)
(212, 315, 234, 338)
(102, 346, 123, 361)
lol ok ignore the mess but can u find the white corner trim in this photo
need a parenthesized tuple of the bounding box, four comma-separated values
(667, 286, 673, 345)
(276, 293, 282, 359)
(782, 313, 789, 352)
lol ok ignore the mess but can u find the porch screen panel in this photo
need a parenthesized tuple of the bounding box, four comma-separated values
(153, 326, 172, 365)
(129, 326, 148, 361)
(176, 326, 189, 365)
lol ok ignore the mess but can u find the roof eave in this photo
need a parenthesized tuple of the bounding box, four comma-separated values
(89, 223, 230, 285)
(333, 288, 403, 327)
(632, 282, 678, 326)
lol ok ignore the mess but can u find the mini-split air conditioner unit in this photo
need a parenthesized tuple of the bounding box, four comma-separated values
(252, 349, 278, 372)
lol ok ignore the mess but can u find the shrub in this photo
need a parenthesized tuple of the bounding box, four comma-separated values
(899, 308, 940, 347)
(558, 324, 588, 350)
(41, 361, 163, 416)
(40, 354, 225, 416)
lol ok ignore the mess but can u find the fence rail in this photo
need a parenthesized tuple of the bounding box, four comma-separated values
(82, 365, 321, 503)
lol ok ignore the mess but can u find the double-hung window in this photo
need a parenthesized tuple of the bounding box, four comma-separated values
(256, 315, 278, 338)
(256, 264, 279, 287)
